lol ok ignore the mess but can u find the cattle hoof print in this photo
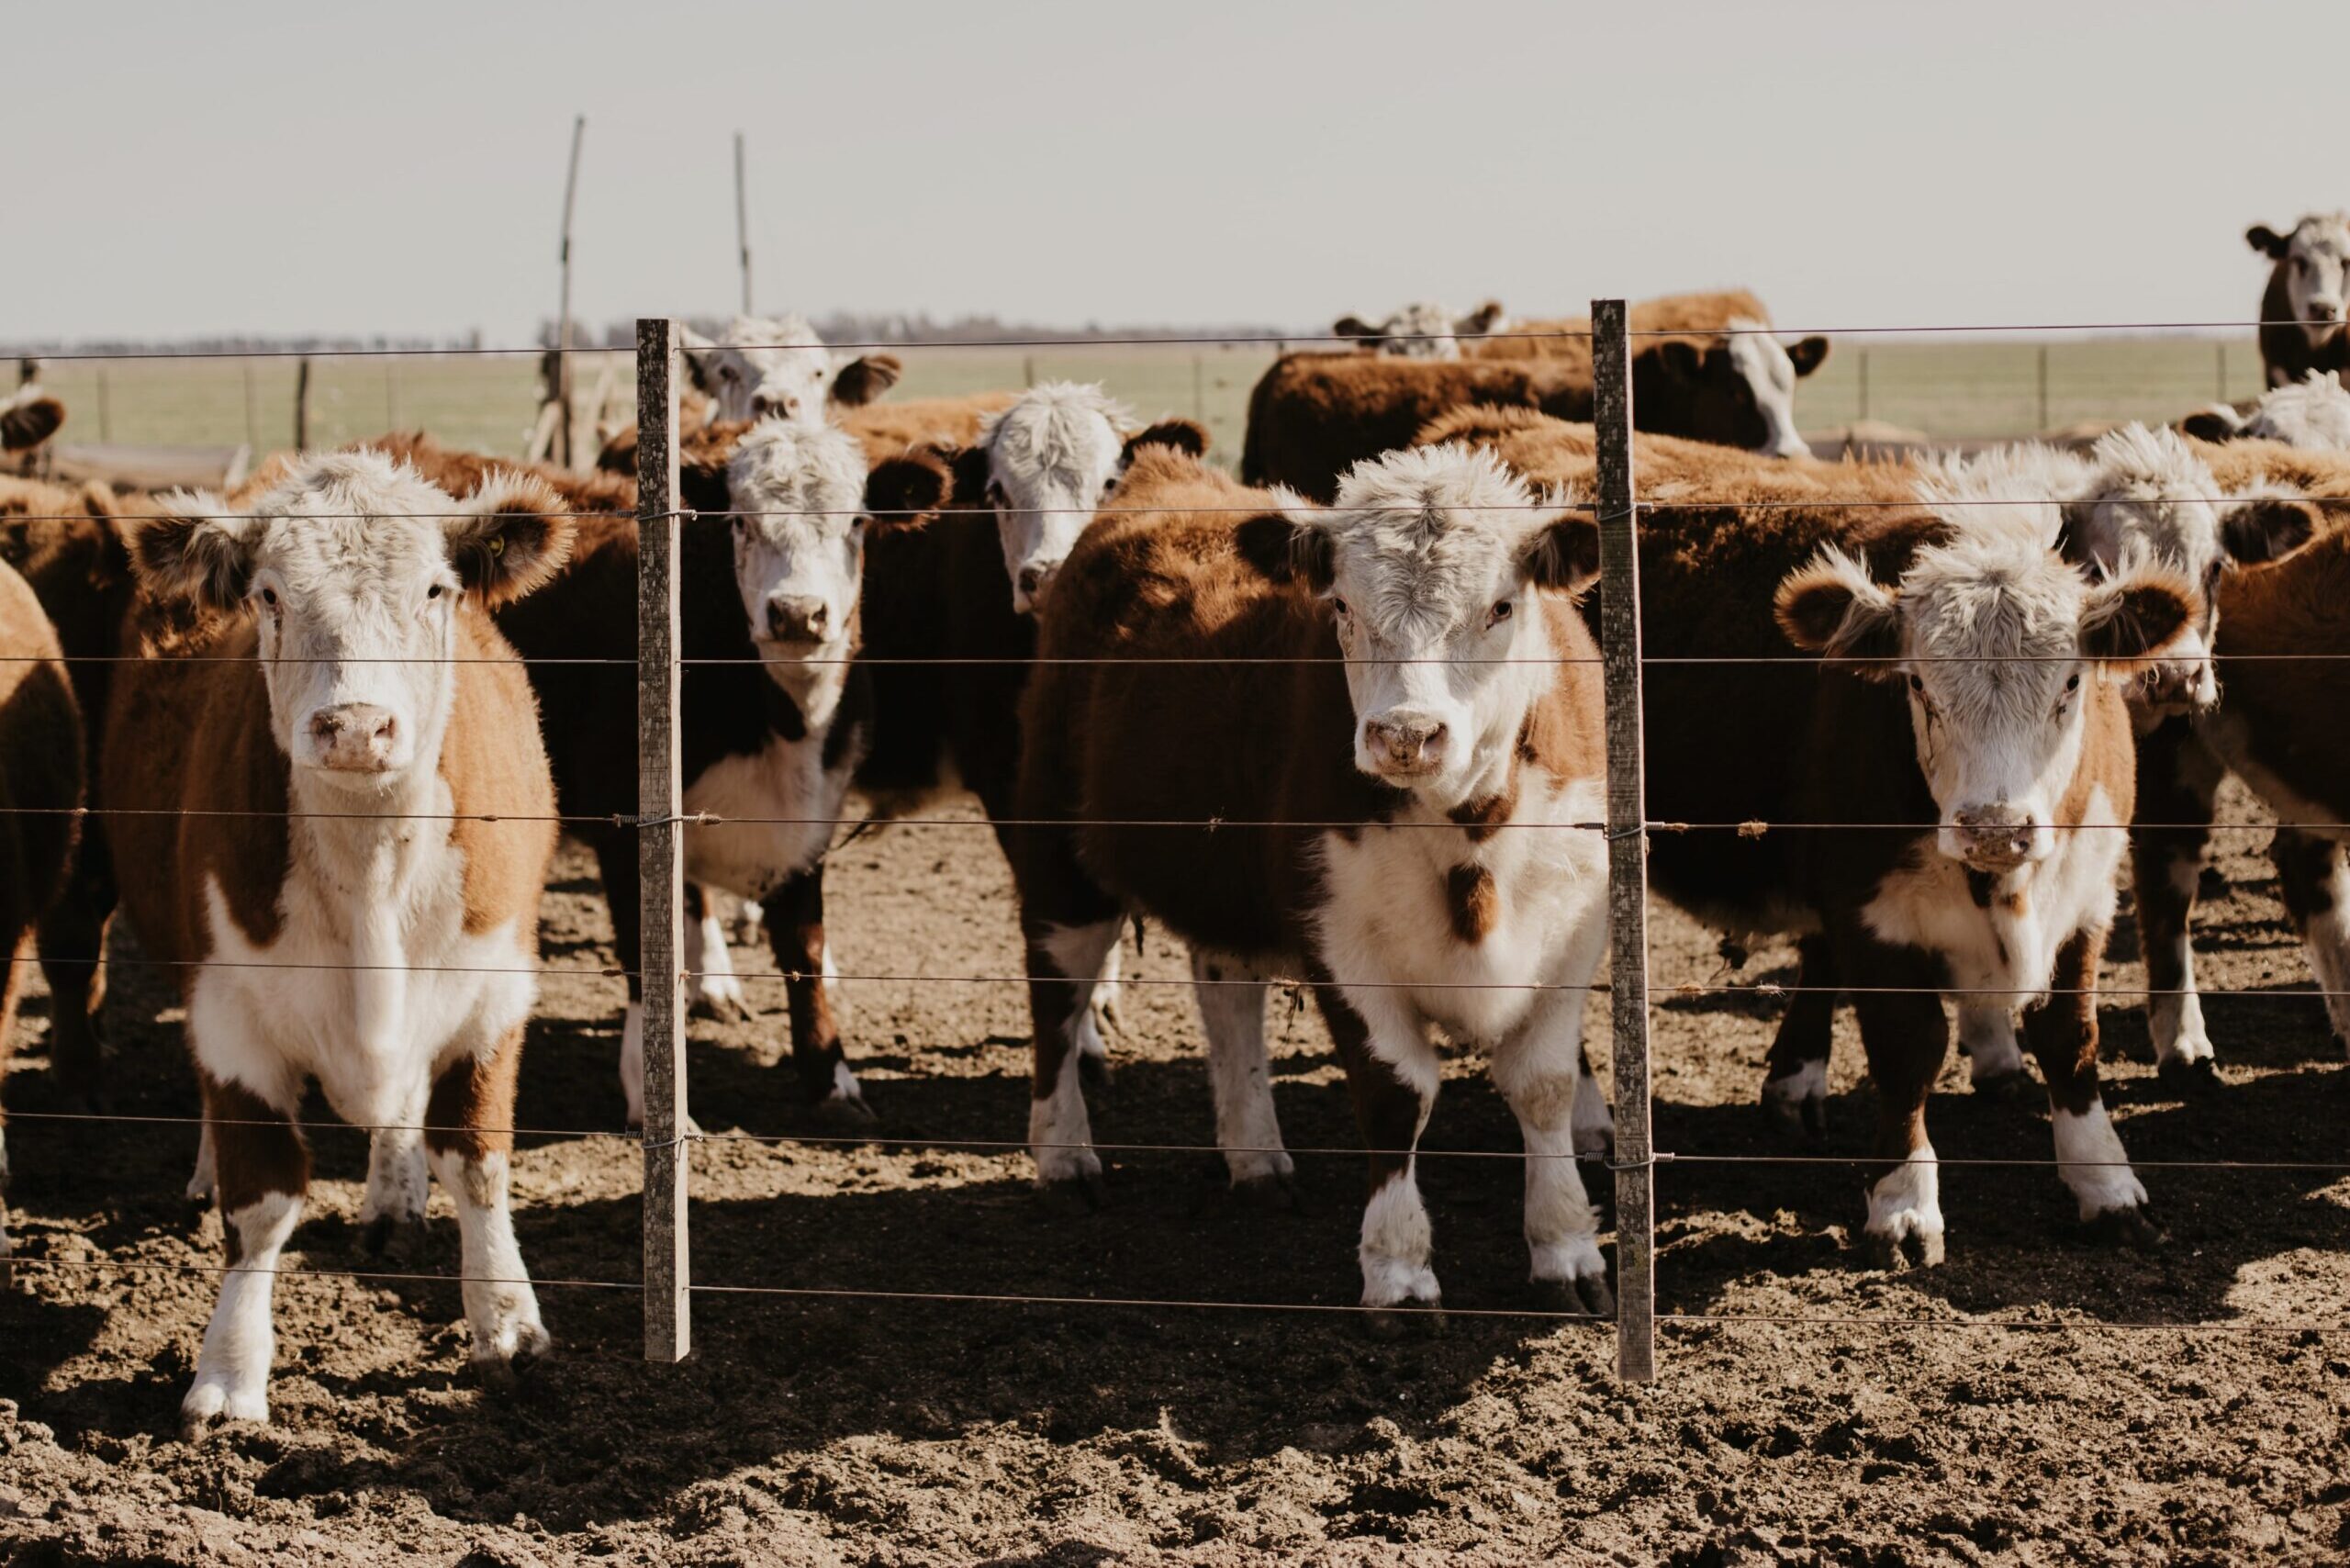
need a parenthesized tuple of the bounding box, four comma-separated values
(2155, 1056, 2221, 1097)
(2087, 1205, 2165, 1252)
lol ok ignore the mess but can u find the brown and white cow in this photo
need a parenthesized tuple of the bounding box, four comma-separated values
(2248, 216, 2350, 389)
(1330, 301, 1507, 359)
(101, 450, 574, 1435)
(1014, 441, 1616, 1321)
(1438, 408, 2198, 1260)
(0, 554, 84, 1277)
(681, 314, 903, 426)
(2182, 371, 2350, 450)
(1, 384, 67, 466)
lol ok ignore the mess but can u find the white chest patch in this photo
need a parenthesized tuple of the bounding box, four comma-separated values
(1860, 786, 2125, 1000)
(683, 727, 860, 901)
(189, 779, 536, 1125)
(1312, 771, 1609, 1046)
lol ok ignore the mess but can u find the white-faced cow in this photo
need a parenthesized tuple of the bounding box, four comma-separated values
(2248, 215, 2350, 389)
(681, 314, 903, 426)
(101, 451, 575, 1435)
(1438, 408, 2199, 1262)
(1014, 441, 1617, 1325)
(2183, 370, 2350, 451)
(1331, 301, 1507, 360)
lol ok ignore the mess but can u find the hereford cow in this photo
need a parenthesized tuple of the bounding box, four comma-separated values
(0, 476, 130, 1105)
(2247, 216, 2350, 389)
(1015, 442, 1617, 1322)
(489, 420, 949, 1125)
(0, 555, 83, 1278)
(682, 314, 903, 426)
(101, 451, 574, 1435)
(1244, 290, 1828, 500)
(1329, 300, 1507, 359)
(1437, 408, 2198, 1260)
(2182, 370, 2350, 450)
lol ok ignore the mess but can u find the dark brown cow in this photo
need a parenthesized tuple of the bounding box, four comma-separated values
(0, 554, 84, 1280)
(1014, 440, 1616, 1322)
(1439, 409, 2198, 1262)
(103, 449, 574, 1435)
(1244, 290, 1829, 500)
(2247, 217, 2350, 389)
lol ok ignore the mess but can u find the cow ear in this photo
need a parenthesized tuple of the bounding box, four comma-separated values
(2247, 224, 2289, 259)
(2220, 492, 2321, 565)
(947, 443, 994, 511)
(1458, 301, 1506, 335)
(1517, 509, 1601, 594)
(1, 393, 64, 453)
(1120, 418, 1208, 468)
(1651, 339, 1704, 384)
(1235, 490, 1335, 588)
(447, 472, 574, 607)
(1786, 336, 1830, 377)
(123, 493, 253, 612)
(2079, 561, 2195, 667)
(1775, 548, 1903, 676)
(1332, 316, 1380, 343)
(2179, 405, 2245, 442)
(865, 452, 949, 529)
(596, 424, 640, 474)
(830, 353, 902, 409)
(2055, 500, 2121, 574)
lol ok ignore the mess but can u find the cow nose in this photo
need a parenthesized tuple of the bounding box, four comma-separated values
(752, 393, 800, 420)
(1951, 806, 2036, 868)
(1363, 717, 1449, 773)
(766, 594, 830, 643)
(1014, 563, 1057, 610)
(308, 704, 398, 770)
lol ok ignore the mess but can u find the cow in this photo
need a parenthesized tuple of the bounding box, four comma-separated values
(2247, 216, 2350, 389)
(0, 554, 84, 1280)
(1433, 407, 2199, 1261)
(2182, 370, 2350, 450)
(1243, 290, 1828, 500)
(483, 421, 949, 1125)
(1013, 440, 1617, 1324)
(2, 384, 66, 465)
(100, 450, 575, 1435)
(0, 476, 130, 1105)
(1329, 301, 1507, 359)
(681, 314, 903, 426)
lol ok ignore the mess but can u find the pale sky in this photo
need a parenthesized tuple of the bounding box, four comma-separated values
(10, 1, 2341, 344)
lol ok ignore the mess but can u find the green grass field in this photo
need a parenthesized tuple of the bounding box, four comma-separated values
(26, 335, 2275, 465)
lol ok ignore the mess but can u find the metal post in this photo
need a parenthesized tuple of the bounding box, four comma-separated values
(1590, 298, 1655, 1384)
(294, 357, 311, 449)
(734, 131, 753, 315)
(555, 115, 586, 466)
(636, 317, 690, 1362)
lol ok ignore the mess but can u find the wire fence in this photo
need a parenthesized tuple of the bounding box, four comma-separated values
(5, 306, 2348, 1397)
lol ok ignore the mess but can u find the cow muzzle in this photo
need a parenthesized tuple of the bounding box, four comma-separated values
(765, 593, 833, 646)
(1012, 560, 1060, 616)
(1946, 804, 2042, 872)
(2132, 657, 2217, 718)
(305, 703, 401, 774)
(1360, 714, 1449, 780)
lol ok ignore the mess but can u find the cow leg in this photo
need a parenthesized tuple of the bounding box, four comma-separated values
(1572, 1037, 1614, 1159)
(729, 894, 766, 947)
(2022, 925, 2156, 1246)
(1016, 816, 1122, 1202)
(358, 1083, 430, 1260)
(0, 927, 22, 1279)
(590, 831, 649, 1129)
(182, 1076, 308, 1439)
(1318, 981, 1441, 1330)
(2135, 718, 2222, 1085)
(1844, 940, 1950, 1269)
(1088, 938, 1125, 1057)
(2273, 827, 2350, 1053)
(1491, 986, 1612, 1316)
(35, 841, 117, 1110)
(764, 868, 869, 1121)
(424, 1030, 550, 1381)
(187, 1117, 218, 1206)
(684, 882, 751, 1024)
(1761, 934, 1837, 1137)
(1188, 946, 1292, 1201)
(1956, 1004, 2030, 1097)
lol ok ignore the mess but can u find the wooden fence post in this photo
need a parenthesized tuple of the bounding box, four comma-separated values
(293, 357, 312, 450)
(636, 317, 690, 1361)
(1590, 298, 1657, 1383)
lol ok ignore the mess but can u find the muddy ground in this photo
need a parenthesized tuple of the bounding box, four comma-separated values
(3, 778, 2348, 1565)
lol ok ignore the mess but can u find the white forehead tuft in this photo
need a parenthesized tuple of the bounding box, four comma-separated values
(2242, 370, 2350, 448)
(1323, 443, 1550, 622)
(980, 382, 1131, 486)
(1910, 445, 2068, 550)
(244, 449, 467, 580)
(1724, 317, 1794, 386)
(2287, 213, 2350, 258)
(722, 313, 823, 350)
(725, 418, 870, 530)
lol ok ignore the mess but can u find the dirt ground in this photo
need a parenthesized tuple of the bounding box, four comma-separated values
(3, 778, 2347, 1565)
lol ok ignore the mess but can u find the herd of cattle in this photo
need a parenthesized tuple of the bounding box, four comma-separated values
(2, 212, 2349, 1434)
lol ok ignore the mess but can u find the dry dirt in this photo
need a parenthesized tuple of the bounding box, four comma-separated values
(4, 779, 2348, 1565)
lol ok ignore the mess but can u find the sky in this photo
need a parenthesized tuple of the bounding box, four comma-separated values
(9, 0, 2343, 345)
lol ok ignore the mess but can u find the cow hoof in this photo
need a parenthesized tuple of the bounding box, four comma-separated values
(1228, 1171, 1298, 1213)
(2088, 1205, 2165, 1251)
(363, 1214, 429, 1264)
(2156, 1057, 2221, 1097)
(179, 1383, 266, 1442)
(1038, 1170, 1106, 1215)
(1531, 1273, 1615, 1319)
(1971, 1067, 2036, 1105)
(1863, 1228, 1945, 1271)
(475, 1335, 552, 1392)
(811, 1092, 877, 1131)
(1362, 1300, 1446, 1341)
(688, 992, 752, 1025)
(1089, 993, 1125, 1039)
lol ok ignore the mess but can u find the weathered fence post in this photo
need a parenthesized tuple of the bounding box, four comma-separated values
(636, 317, 690, 1361)
(293, 357, 311, 450)
(1591, 299, 1657, 1383)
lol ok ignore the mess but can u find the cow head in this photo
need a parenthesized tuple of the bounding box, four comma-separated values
(1241, 443, 1598, 806)
(973, 383, 1208, 614)
(125, 451, 572, 785)
(1332, 301, 1507, 361)
(1777, 510, 2196, 873)
(2250, 216, 2350, 349)
(723, 419, 945, 719)
(681, 314, 903, 425)
(1644, 319, 1829, 459)
(2184, 371, 2350, 451)
(1, 385, 65, 454)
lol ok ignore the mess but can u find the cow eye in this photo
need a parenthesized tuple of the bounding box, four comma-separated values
(1908, 674, 1924, 692)
(1331, 595, 1350, 616)
(427, 583, 444, 600)
(1488, 599, 1513, 627)
(2065, 673, 2080, 691)
(260, 587, 278, 608)
(987, 482, 1007, 508)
